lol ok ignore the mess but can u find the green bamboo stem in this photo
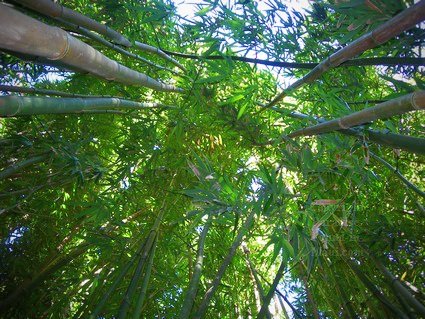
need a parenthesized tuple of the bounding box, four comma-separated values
(163, 50, 425, 69)
(369, 152, 425, 199)
(0, 153, 50, 180)
(268, 106, 425, 155)
(132, 235, 158, 319)
(0, 84, 120, 99)
(288, 91, 425, 138)
(257, 258, 286, 319)
(12, 0, 131, 47)
(266, 0, 425, 108)
(0, 244, 89, 311)
(178, 215, 212, 319)
(369, 254, 425, 317)
(0, 5, 182, 92)
(59, 20, 178, 74)
(135, 41, 187, 72)
(193, 209, 256, 319)
(0, 96, 173, 116)
(347, 260, 409, 319)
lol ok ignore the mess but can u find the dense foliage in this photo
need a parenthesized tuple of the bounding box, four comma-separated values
(0, 0, 424, 318)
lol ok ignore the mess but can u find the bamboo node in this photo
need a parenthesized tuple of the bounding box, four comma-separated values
(370, 32, 381, 46)
(411, 91, 424, 110)
(50, 31, 71, 61)
(10, 96, 23, 116)
(338, 118, 350, 129)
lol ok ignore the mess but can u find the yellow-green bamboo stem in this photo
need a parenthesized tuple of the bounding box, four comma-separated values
(0, 96, 173, 116)
(12, 0, 131, 47)
(0, 5, 182, 92)
(266, 0, 425, 108)
(288, 91, 425, 138)
(135, 41, 187, 72)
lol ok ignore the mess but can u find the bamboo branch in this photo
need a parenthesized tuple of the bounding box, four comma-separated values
(0, 96, 173, 116)
(288, 91, 425, 138)
(193, 209, 256, 319)
(0, 5, 182, 92)
(266, 0, 425, 108)
(0, 153, 50, 180)
(12, 0, 131, 47)
(163, 50, 425, 69)
(135, 41, 187, 72)
(178, 215, 212, 319)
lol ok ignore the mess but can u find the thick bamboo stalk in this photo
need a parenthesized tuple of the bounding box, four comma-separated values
(12, 0, 131, 47)
(0, 85, 119, 99)
(193, 209, 256, 319)
(178, 215, 212, 319)
(266, 0, 425, 108)
(0, 96, 173, 116)
(0, 5, 182, 92)
(0, 154, 50, 180)
(288, 91, 425, 138)
(59, 20, 177, 74)
(135, 41, 187, 72)
(163, 50, 425, 69)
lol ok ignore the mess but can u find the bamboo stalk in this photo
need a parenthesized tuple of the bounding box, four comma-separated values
(0, 96, 173, 116)
(59, 20, 178, 74)
(0, 154, 50, 180)
(163, 50, 425, 69)
(12, 0, 131, 47)
(193, 209, 256, 319)
(135, 42, 187, 72)
(0, 5, 182, 92)
(369, 254, 425, 316)
(288, 91, 425, 138)
(178, 215, 212, 319)
(369, 152, 425, 199)
(266, 0, 425, 108)
(257, 258, 286, 319)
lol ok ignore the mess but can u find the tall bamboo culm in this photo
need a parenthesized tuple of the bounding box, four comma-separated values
(0, 96, 173, 117)
(0, 4, 182, 93)
(12, 0, 131, 47)
(288, 91, 425, 138)
(266, 0, 425, 108)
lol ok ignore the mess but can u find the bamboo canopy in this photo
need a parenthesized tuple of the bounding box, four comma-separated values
(12, 0, 132, 47)
(0, 4, 182, 93)
(288, 91, 425, 138)
(266, 0, 425, 108)
(0, 96, 173, 116)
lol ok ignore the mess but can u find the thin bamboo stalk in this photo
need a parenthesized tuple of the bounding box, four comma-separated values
(0, 5, 182, 92)
(135, 41, 187, 72)
(369, 254, 425, 317)
(178, 215, 212, 319)
(0, 96, 173, 116)
(0, 153, 50, 180)
(12, 0, 131, 47)
(163, 50, 425, 69)
(256, 258, 286, 319)
(132, 235, 158, 319)
(369, 152, 425, 199)
(288, 91, 425, 138)
(266, 0, 425, 108)
(347, 259, 408, 319)
(193, 209, 256, 319)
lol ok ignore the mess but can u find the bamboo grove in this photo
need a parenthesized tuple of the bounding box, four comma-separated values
(0, 0, 424, 318)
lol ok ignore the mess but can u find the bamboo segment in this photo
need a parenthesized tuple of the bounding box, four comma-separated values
(266, 0, 425, 108)
(0, 96, 173, 116)
(135, 41, 187, 72)
(288, 91, 425, 138)
(13, 0, 131, 47)
(0, 5, 182, 93)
